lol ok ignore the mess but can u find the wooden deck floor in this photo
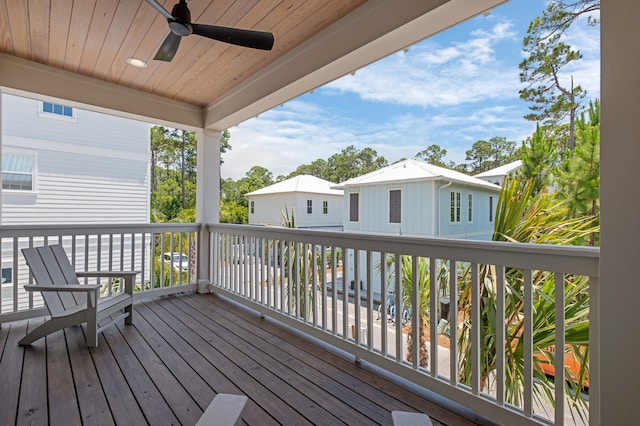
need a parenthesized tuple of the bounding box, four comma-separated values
(0, 292, 480, 426)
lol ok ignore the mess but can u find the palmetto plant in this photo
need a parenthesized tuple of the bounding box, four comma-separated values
(280, 205, 321, 319)
(457, 177, 596, 421)
(381, 255, 450, 368)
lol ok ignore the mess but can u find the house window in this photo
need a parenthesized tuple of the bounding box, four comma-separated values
(2, 153, 35, 191)
(42, 101, 74, 118)
(307, 199, 312, 214)
(323, 201, 328, 215)
(349, 193, 359, 222)
(389, 189, 401, 223)
(450, 191, 461, 223)
(489, 196, 494, 222)
(1, 267, 12, 284)
(250, 201, 254, 214)
(468, 194, 473, 222)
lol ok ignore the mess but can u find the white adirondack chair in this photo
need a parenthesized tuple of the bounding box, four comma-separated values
(19, 244, 139, 347)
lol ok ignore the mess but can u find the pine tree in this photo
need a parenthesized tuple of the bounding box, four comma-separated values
(519, 124, 558, 195)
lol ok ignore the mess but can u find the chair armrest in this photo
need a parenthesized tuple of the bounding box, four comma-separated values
(76, 271, 139, 295)
(24, 284, 101, 292)
(76, 271, 140, 278)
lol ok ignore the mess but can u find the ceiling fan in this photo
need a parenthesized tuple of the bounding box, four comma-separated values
(145, 0, 274, 62)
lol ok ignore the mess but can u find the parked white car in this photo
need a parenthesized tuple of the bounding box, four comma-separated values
(163, 252, 189, 272)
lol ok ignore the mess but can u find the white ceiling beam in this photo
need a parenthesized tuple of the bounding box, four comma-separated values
(0, 53, 204, 130)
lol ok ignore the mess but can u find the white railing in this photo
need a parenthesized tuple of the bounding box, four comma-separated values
(207, 223, 599, 426)
(0, 223, 199, 323)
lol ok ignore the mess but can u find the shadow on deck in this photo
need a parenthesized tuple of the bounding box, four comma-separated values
(0, 292, 481, 425)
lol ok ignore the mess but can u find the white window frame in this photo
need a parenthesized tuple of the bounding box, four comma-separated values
(450, 191, 461, 223)
(468, 193, 473, 223)
(250, 201, 254, 214)
(38, 100, 77, 121)
(322, 200, 328, 215)
(2, 149, 37, 193)
(307, 199, 313, 214)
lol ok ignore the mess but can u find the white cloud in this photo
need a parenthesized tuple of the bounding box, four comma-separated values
(221, 99, 536, 180)
(221, 5, 599, 181)
(324, 21, 520, 108)
(563, 14, 601, 100)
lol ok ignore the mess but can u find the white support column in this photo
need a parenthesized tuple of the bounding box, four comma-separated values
(195, 129, 221, 293)
(600, 2, 640, 424)
(0, 89, 3, 224)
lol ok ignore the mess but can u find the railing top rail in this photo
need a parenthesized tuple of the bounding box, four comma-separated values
(0, 223, 201, 238)
(207, 223, 600, 277)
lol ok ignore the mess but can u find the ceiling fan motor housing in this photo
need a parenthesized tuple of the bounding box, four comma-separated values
(169, 0, 192, 36)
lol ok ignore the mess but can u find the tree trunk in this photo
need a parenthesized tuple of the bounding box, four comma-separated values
(569, 78, 576, 151)
(406, 323, 429, 368)
(150, 150, 157, 193)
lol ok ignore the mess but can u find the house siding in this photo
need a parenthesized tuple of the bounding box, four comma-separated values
(343, 180, 497, 240)
(1, 94, 150, 225)
(343, 181, 437, 236)
(248, 193, 343, 229)
(437, 183, 495, 240)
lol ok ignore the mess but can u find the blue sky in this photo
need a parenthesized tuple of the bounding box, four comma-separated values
(221, 0, 600, 181)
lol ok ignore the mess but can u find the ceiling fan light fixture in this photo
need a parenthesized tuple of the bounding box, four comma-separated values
(126, 57, 148, 68)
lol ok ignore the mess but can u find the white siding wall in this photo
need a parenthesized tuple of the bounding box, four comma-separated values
(249, 192, 343, 229)
(343, 181, 436, 236)
(343, 180, 498, 240)
(293, 193, 342, 229)
(248, 193, 297, 226)
(437, 182, 496, 240)
(1, 94, 150, 224)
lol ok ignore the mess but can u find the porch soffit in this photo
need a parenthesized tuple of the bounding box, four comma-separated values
(0, 0, 507, 131)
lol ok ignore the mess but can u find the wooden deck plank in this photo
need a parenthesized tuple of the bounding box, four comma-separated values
(115, 316, 203, 426)
(100, 322, 181, 425)
(193, 294, 476, 426)
(17, 319, 48, 425)
(136, 300, 280, 426)
(176, 294, 389, 424)
(66, 325, 114, 425)
(150, 296, 313, 425)
(0, 292, 481, 426)
(168, 295, 365, 425)
(124, 300, 216, 412)
(89, 328, 148, 425)
(0, 321, 27, 426)
(46, 328, 82, 426)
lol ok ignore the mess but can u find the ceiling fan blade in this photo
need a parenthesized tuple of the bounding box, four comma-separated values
(144, 0, 174, 21)
(192, 24, 274, 51)
(154, 32, 182, 62)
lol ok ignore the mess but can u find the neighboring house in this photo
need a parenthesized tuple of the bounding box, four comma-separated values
(334, 159, 501, 241)
(1, 93, 150, 225)
(333, 159, 501, 300)
(474, 160, 522, 186)
(0, 93, 150, 289)
(246, 175, 343, 230)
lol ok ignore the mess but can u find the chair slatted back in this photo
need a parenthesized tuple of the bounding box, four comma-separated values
(22, 245, 82, 316)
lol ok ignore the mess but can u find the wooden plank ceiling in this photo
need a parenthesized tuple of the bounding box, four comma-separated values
(0, 0, 367, 108)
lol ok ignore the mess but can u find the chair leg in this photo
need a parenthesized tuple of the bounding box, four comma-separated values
(86, 292, 98, 348)
(125, 304, 133, 325)
(18, 320, 63, 346)
(86, 325, 98, 347)
(124, 275, 134, 325)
